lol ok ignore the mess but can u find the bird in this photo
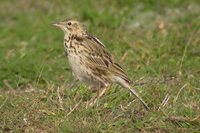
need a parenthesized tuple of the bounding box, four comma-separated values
(53, 19, 149, 110)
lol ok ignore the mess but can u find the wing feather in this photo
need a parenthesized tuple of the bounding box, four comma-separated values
(80, 34, 131, 83)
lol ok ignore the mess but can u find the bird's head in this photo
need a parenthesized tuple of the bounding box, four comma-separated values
(53, 19, 86, 36)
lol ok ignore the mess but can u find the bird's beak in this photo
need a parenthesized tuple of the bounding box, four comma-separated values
(52, 21, 65, 28)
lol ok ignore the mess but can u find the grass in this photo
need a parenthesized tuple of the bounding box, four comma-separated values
(0, 0, 200, 132)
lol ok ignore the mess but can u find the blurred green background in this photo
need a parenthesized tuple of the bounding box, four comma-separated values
(0, 0, 200, 132)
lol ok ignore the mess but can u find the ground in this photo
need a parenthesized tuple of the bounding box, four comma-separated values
(0, 0, 200, 132)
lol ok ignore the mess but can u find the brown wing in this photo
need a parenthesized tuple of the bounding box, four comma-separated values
(79, 34, 131, 83)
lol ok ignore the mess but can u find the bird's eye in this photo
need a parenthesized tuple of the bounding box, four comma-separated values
(67, 22, 72, 26)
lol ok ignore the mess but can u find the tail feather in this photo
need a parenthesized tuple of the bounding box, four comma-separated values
(115, 76, 150, 110)
(127, 87, 150, 110)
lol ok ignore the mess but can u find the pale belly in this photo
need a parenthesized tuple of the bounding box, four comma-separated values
(67, 54, 103, 88)
(68, 54, 86, 80)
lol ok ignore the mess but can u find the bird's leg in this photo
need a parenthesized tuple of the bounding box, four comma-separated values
(87, 83, 110, 107)
(69, 72, 79, 88)
(88, 87, 108, 107)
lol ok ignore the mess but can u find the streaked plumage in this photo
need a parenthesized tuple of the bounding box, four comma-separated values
(53, 20, 149, 110)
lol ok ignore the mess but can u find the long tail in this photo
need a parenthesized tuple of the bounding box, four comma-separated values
(115, 77, 150, 110)
(127, 87, 150, 110)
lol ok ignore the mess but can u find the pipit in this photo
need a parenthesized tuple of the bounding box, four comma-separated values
(53, 19, 149, 110)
